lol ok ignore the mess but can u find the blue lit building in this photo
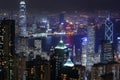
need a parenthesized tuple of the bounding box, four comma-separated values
(105, 16, 113, 43)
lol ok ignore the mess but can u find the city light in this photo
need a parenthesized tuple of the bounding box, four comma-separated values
(0, 0, 120, 80)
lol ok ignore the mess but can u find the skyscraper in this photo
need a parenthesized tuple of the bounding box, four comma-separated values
(0, 19, 16, 80)
(86, 25, 95, 71)
(81, 37, 87, 66)
(19, 1, 27, 36)
(50, 39, 68, 80)
(105, 16, 113, 43)
(101, 40, 114, 63)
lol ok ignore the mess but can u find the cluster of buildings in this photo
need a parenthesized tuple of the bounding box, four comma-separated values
(1, 0, 120, 80)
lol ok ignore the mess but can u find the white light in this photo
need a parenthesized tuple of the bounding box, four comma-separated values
(42, 20, 47, 23)
(55, 40, 67, 49)
(60, 40, 63, 43)
(66, 20, 69, 22)
(117, 37, 120, 40)
(64, 58, 74, 67)
(61, 22, 64, 25)
(106, 17, 110, 21)
(69, 22, 73, 24)
(20, 1, 25, 4)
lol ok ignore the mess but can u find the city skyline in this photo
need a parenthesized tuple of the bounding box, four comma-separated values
(1, 1, 120, 80)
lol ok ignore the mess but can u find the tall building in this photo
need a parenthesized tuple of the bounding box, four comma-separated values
(117, 37, 120, 61)
(50, 39, 68, 80)
(61, 50, 85, 80)
(105, 16, 113, 43)
(101, 40, 114, 63)
(91, 62, 120, 80)
(0, 19, 17, 80)
(86, 25, 95, 71)
(19, 1, 27, 36)
(26, 55, 50, 80)
(81, 37, 87, 66)
(61, 58, 85, 80)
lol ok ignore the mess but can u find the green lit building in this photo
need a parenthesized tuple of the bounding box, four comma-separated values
(50, 39, 69, 80)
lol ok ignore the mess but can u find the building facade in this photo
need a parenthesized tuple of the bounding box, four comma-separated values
(50, 39, 69, 80)
(0, 19, 17, 80)
(101, 40, 114, 63)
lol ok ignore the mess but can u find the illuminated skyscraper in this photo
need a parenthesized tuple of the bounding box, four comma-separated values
(0, 19, 16, 80)
(19, 1, 27, 36)
(105, 16, 113, 43)
(50, 39, 68, 80)
(17, 1, 28, 54)
(86, 25, 95, 71)
(81, 37, 87, 66)
(64, 57, 74, 67)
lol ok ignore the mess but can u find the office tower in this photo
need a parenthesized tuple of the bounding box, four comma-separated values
(61, 62, 85, 80)
(0, 19, 16, 80)
(72, 45, 76, 63)
(17, 36, 28, 55)
(86, 25, 95, 71)
(91, 62, 120, 80)
(117, 37, 120, 61)
(81, 37, 87, 66)
(34, 39, 42, 56)
(19, 1, 27, 36)
(17, 1, 28, 54)
(50, 39, 68, 80)
(101, 40, 114, 63)
(105, 16, 113, 43)
(91, 63, 106, 80)
(26, 55, 50, 80)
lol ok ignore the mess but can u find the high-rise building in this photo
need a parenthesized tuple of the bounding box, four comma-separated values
(50, 39, 68, 80)
(81, 37, 87, 66)
(0, 19, 16, 80)
(61, 59, 85, 80)
(101, 40, 114, 63)
(26, 55, 50, 80)
(91, 62, 120, 80)
(19, 1, 27, 36)
(105, 16, 113, 43)
(117, 37, 120, 61)
(86, 25, 95, 71)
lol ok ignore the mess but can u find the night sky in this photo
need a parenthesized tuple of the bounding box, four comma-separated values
(0, 0, 120, 12)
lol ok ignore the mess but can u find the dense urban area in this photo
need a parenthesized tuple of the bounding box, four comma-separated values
(0, 1, 120, 80)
